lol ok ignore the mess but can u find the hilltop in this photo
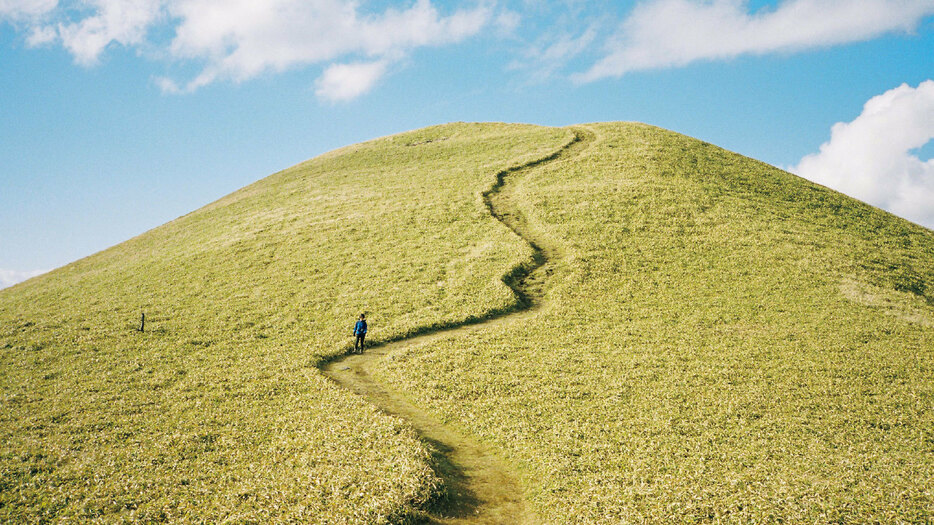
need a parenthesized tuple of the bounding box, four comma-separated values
(1, 122, 932, 523)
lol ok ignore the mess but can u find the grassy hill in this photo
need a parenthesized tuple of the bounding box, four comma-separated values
(0, 123, 572, 522)
(2, 122, 932, 522)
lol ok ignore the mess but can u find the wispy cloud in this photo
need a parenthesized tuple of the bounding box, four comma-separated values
(0, 268, 48, 289)
(2, 0, 497, 101)
(792, 80, 934, 229)
(576, 0, 934, 82)
(509, 24, 599, 83)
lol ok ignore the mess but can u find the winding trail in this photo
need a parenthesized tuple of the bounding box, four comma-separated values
(322, 127, 595, 523)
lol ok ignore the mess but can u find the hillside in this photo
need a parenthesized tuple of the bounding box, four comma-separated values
(376, 122, 934, 522)
(2, 122, 933, 523)
(0, 123, 572, 522)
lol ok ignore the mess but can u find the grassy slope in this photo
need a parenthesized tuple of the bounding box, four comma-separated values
(375, 122, 934, 522)
(0, 123, 572, 522)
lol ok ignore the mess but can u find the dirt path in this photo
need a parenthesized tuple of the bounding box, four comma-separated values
(322, 127, 595, 523)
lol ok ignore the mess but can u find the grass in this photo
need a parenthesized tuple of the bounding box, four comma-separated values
(372, 122, 934, 522)
(0, 123, 572, 522)
(2, 120, 932, 522)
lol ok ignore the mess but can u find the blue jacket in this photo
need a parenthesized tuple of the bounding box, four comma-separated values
(354, 320, 367, 335)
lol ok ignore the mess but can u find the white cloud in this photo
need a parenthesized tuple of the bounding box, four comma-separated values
(153, 74, 181, 93)
(315, 60, 389, 102)
(167, 0, 491, 94)
(56, 0, 163, 65)
(0, 268, 48, 289)
(494, 9, 521, 34)
(0, 0, 57, 19)
(2, 0, 494, 99)
(792, 80, 934, 229)
(25, 23, 56, 45)
(577, 0, 934, 82)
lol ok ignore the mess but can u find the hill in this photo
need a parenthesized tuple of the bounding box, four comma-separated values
(1, 122, 932, 522)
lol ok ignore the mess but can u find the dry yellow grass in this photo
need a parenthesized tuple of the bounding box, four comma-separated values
(0, 123, 571, 522)
(3, 121, 932, 523)
(374, 122, 934, 522)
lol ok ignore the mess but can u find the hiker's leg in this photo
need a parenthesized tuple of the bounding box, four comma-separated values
(359, 335, 365, 351)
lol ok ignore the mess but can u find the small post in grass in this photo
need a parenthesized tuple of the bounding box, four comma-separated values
(138, 311, 145, 332)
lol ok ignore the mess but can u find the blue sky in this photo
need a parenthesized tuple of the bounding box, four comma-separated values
(1, 0, 933, 287)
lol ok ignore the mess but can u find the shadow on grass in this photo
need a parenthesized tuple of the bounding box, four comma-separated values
(423, 437, 482, 520)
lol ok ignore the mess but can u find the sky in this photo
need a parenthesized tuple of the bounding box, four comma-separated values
(1, 0, 933, 288)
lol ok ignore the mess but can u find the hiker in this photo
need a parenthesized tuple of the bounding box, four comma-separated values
(353, 313, 367, 353)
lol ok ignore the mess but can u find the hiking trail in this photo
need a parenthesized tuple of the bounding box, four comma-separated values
(322, 127, 595, 524)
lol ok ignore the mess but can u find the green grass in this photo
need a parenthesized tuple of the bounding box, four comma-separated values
(373, 122, 934, 522)
(2, 121, 932, 522)
(0, 123, 572, 522)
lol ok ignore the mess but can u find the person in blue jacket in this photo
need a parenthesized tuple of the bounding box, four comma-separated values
(353, 313, 368, 353)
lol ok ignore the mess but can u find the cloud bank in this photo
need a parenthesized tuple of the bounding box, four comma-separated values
(793, 80, 934, 229)
(577, 0, 934, 81)
(5, 0, 934, 96)
(1, 0, 495, 100)
(0, 268, 48, 289)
